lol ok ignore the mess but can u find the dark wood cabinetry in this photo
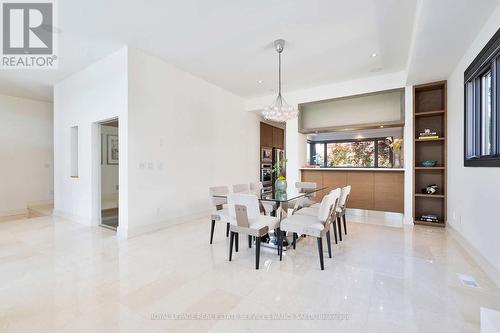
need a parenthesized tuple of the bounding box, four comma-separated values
(413, 81, 447, 227)
(260, 122, 273, 148)
(272, 127, 284, 149)
(301, 169, 404, 213)
(260, 122, 284, 149)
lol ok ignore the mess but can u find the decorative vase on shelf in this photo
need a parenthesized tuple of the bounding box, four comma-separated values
(275, 176, 287, 191)
(393, 149, 402, 168)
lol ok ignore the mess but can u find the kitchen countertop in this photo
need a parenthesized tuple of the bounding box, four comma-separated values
(300, 167, 405, 172)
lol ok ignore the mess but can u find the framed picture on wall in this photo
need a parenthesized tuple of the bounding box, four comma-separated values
(107, 135, 119, 165)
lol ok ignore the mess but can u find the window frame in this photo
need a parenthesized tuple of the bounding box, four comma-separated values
(308, 137, 394, 169)
(464, 27, 500, 167)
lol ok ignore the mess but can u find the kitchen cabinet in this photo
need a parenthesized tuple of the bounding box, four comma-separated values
(260, 122, 284, 149)
(272, 127, 284, 149)
(300, 168, 404, 213)
(260, 122, 273, 148)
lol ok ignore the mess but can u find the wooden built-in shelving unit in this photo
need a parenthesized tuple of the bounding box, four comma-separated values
(413, 81, 447, 227)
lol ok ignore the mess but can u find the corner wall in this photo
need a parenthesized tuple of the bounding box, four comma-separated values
(447, 5, 500, 279)
(53, 47, 128, 233)
(126, 48, 260, 236)
(0, 94, 53, 215)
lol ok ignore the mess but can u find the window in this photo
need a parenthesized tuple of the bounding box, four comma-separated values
(308, 138, 395, 168)
(464, 28, 500, 167)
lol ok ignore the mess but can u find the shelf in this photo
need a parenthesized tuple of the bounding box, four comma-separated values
(414, 220, 445, 227)
(414, 193, 445, 198)
(415, 137, 446, 142)
(415, 166, 445, 170)
(413, 81, 447, 229)
(414, 110, 445, 117)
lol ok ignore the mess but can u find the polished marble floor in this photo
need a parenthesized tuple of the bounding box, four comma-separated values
(1, 214, 499, 332)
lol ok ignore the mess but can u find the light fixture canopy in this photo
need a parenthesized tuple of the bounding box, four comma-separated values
(262, 39, 298, 123)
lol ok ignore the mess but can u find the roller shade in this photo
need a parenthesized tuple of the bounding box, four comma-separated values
(299, 89, 404, 133)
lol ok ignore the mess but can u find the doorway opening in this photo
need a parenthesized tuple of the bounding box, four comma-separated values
(99, 119, 119, 230)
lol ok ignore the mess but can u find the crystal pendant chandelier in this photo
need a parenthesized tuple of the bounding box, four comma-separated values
(262, 39, 298, 123)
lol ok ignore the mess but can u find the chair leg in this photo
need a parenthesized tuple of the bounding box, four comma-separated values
(248, 235, 252, 248)
(229, 231, 234, 261)
(332, 221, 338, 244)
(293, 232, 297, 249)
(255, 237, 261, 269)
(343, 214, 347, 235)
(210, 220, 215, 244)
(326, 230, 332, 258)
(279, 231, 284, 261)
(235, 233, 239, 252)
(337, 217, 343, 242)
(317, 237, 324, 270)
(276, 228, 280, 255)
(226, 223, 230, 237)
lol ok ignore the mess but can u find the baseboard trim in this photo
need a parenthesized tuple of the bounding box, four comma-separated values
(0, 208, 28, 217)
(447, 224, 500, 288)
(27, 200, 54, 207)
(53, 209, 94, 226)
(124, 210, 211, 239)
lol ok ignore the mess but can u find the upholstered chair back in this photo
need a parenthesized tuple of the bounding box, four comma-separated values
(209, 186, 228, 207)
(227, 193, 261, 226)
(233, 183, 250, 193)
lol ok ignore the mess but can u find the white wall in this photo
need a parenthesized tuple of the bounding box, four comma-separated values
(447, 5, 500, 277)
(126, 48, 260, 236)
(53, 47, 128, 234)
(101, 125, 119, 207)
(246, 71, 413, 223)
(0, 94, 53, 215)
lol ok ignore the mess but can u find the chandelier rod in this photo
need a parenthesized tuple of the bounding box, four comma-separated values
(278, 51, 282, 97)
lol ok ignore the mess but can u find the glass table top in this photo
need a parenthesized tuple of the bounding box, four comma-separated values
(214, 187, 329, 203)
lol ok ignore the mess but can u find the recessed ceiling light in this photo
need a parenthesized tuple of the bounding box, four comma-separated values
(372, 53, 377, 57)
(258, 80, 263, 84)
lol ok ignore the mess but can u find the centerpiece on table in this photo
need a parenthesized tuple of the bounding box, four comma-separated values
(386, 137, 403, 168)
(272, 158, 288, 191)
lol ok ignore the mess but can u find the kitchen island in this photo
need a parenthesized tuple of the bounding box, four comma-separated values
(300, 168, 404, 213)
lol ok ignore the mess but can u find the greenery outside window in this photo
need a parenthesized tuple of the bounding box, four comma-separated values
(309, 137, 394, 168)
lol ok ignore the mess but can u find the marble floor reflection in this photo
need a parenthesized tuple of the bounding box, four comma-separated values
(0, 214, 499, 332)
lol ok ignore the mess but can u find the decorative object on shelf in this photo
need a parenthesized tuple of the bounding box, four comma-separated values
(419, 214, 439, 223)
(418, 128, 439, 140)
(420, 160, 437, 167)
(262, 39, 298, 123)
(421, 184, 439, 195)
(385, 137, 403, 168)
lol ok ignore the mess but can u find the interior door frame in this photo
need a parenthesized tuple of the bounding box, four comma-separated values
(93, 117, 119, 230)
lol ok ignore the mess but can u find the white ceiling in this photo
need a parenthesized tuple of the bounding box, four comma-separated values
(0, 0, 498, 102)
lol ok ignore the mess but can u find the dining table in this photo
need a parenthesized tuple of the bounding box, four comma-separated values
(214, 186, 329, 250)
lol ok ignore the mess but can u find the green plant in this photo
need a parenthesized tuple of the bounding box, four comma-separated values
(272, 158, 288, 178)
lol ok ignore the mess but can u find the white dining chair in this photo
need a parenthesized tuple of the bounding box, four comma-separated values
(208, 186, 230, 244)
(279, 188, 341, 270)
(233, 183, 250, 193)
(295, 181, 317, 208)
(295, 188, 341, 244)
(336, 185, 351, 239)
(227, 193, 280, 269)
(249, 181, 276, 216)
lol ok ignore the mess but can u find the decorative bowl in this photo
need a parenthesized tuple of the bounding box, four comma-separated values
(421, 160, 437, 167)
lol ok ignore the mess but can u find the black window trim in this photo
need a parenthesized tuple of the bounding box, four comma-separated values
(308, 136, 394, 169)
(464, 27, 500, 167)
